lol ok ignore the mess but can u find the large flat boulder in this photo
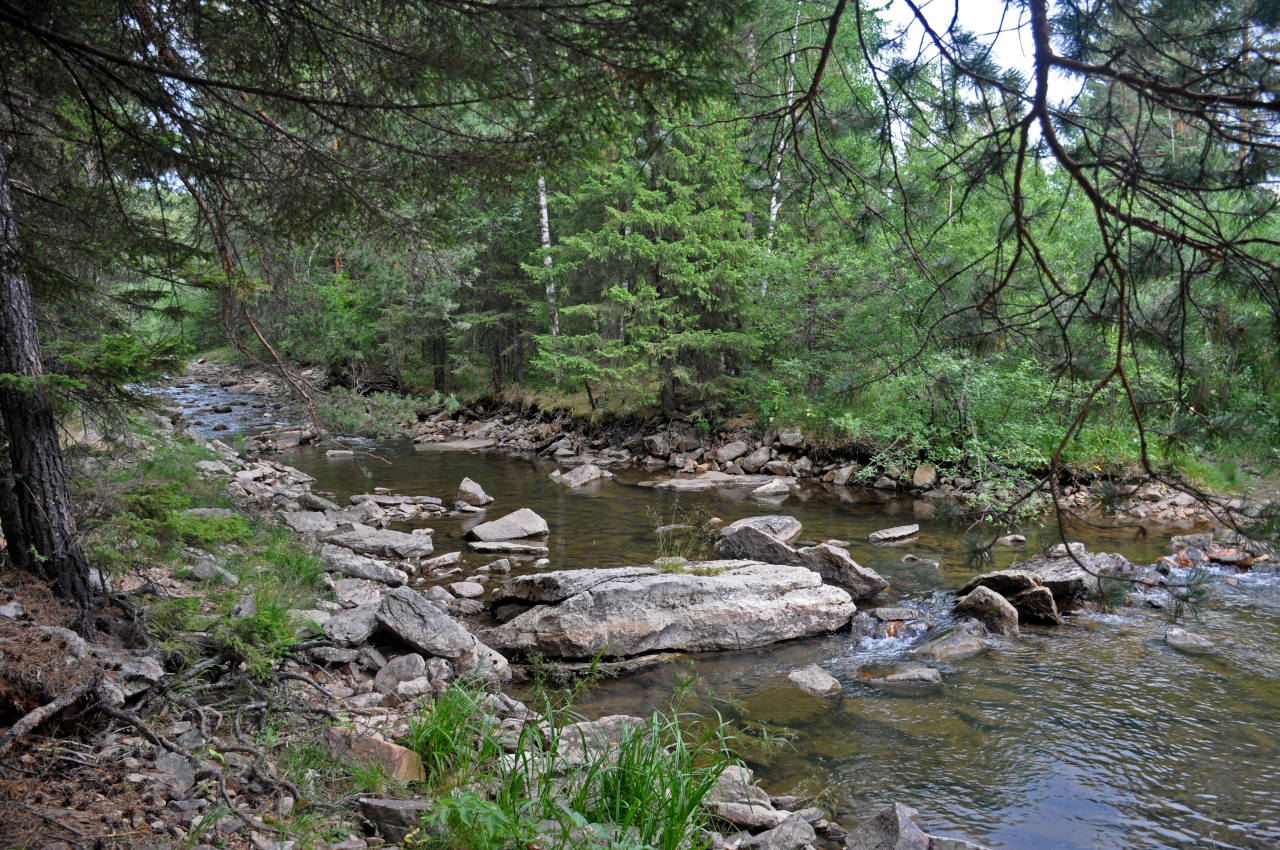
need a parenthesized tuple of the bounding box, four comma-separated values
(714, 522, 886, 600)
(481, 562, 855, 659)
(493, 566, 659, 605)
(323, 525, 434, 560)
(465, 508, 549, 541)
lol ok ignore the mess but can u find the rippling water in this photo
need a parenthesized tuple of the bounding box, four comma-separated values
(169, 381, 1280, 849)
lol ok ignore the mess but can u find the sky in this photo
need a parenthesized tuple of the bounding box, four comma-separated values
(883, 0, 1037, 76)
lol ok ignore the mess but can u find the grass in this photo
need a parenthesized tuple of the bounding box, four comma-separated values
(401, 678, 737, 850)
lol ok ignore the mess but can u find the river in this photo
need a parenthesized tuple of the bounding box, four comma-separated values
(169, 380, 1280, 850)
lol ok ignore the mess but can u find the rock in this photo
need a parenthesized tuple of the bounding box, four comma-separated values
(742, 813, 817, 850)
(706, 765, 773, 808)
(719, 515, 803, 543)
(844, 803, 930, 850)
(335, 578, 385, 607)
(995, 534, 1027, 546)
(714, 523, 803, 566)
(862, 663, 942, 688)
(556, 714, 644, 762)
(873, 476, 896, 490)
(716, 441, 750, 463)
(422, 551, 463, 570)
(320, 545, 408, 586)
(373, 653, 427, 695)
(359, 798, 434, 843)
(482, 563, 855, 659)
(465, 508, 549, 541)
(741, 446, 773, 473)
(449, 581, 485, 599)
(649, 471, 787, 491)
(956, 570, 1041, 599)
(455, 477, 494, 506)
(1027, 542, 1130, 601)
(871, 607, 916, 621)
(954, 586, 1019, 635)
(643, 433, 673, 457)
(324, 526, 434, 560)
(195, 460, 233, 477)
(912, 621, 986, 663)
(788, 664, 842, 696)
(827, 464, 858, 485)
(707, 801, 788, 832)
(1169, 533, 1214, 552)
(796, 543, 889, 600)
(911, 465, 938, 488)
(551, 463, 613, 488)
(791, 456, 813, 476)
(751, 479, 791, 498)
(187, 556, 239, 586)
(323, 603, 381, 646)
(325, 449, 354, 458)
(468, 541, 550, 556)
(868, 524, 919, 543)
(778, 427, 805, 448)
(326, 728, 424, 782)
(1165, 627, 1213, 651)
(493, 566, 659, 605)
(377, 586, 477, 660)
(1008, 586, 1061, 625)
(927, 837, 992, 850)
(154, 750, 195, 796)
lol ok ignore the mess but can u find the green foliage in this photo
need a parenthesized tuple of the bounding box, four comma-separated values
(403, 679, 736, 850)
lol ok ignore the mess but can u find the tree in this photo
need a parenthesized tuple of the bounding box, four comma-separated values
(0, 0, 749, 632)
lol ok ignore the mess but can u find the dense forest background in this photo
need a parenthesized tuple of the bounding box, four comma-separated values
(10, 0, 1280, 521)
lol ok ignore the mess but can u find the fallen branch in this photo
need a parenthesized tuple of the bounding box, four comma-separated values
(0, 671, 100, 757)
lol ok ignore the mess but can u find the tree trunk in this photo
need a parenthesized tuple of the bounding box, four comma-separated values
(0, 146, 96, 636)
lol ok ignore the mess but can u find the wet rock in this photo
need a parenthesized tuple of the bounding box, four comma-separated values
(752, 479, 791, 499)
(868, 524, 919, 544)
(324, 525, 434, 560)
(954, 586, 1019, 636)
(465, 508, 549, 541)
(1165, 627, 1213, 652)
(551, 463, 612, 488)
(741, 813, 817, 850)
(844, 803, 930, 850)
(719, 515, 804, 543)
(862, 663, 942, 688)
(995, 534, 1027, 546)
(468, 541, 550, 556)
(870, 607, 916, 621)
(1008, 586, 1061, 625)
(956, 570, 1040, 599)
(323, 603, 381, 646)
(788, 664, 842, 696)
(359, 798, 434, 843)
(717, 441, 750, 463)
(325, 449, 354, 458)
(797, 543, 889, 600)
(482, 563, 855, 659)
(911, 621, 986, 663)
(1027, 542, 1130, 601)
(377, 586, 476, 660)
(320, 545, 408, 586)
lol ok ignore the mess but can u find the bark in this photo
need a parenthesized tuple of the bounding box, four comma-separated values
(0, 145, 96, 636)
(537, 172, 558, 337)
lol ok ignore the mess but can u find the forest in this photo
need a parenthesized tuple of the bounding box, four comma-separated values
(2, 1, 1280, 848)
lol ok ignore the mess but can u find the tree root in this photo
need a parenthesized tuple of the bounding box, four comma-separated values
(0, 669, 100, 757)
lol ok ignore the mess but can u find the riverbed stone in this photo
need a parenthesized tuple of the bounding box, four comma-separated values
(844, 803, 930, 850)
(741, 446, 773, 473)
(377, 586, 476, 660)
(956, 570, 1041, 599)
(912, 465, 938, 488)
(1007, 586, 1061, 625)
(862, 663, 942, 688)
(719, 515, 803, 543)
(493, 566, 659, 605)
(788, 664, 842, 696)
(868, 524, 919, 543)
(717, 441, 750, 463)
(323, 603, 381, 646)
(797, 543, 889, 600)
(455, 477, 494, 506)
(468, 541, 550, 556)
(643, 433, 673, 457)
(954, 585, 1019, 635)
(465, 508, 549, 541)
(752, 479, 791, 498)
(742, 813, 817, 850)
(324, 525, 434, 560)
(283, 510, 340, 536)
(714, 523, 803, 565)
(556, 714, 644, 763)
(320, 544, 408, 586)
(552, 463, 612, 488)
(481, 563, 855, 659)
(706, 765, 773, 809)
(1165, 626, 1213, 651)
(449, 581, 485, 598)
(911, 621, 986, 663)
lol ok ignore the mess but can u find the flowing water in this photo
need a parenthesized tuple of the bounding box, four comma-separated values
(170, 381, 1280, 850)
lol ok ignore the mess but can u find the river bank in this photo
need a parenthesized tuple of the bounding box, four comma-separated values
(183, 358, 1276, 533)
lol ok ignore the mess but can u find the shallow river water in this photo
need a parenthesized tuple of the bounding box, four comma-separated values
(171, 383, 1280, 850)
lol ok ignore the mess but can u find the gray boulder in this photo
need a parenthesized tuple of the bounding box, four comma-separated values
(324, 525, 434, 560)
(844, 803, 930, 850)
(797, 543, 889, 600)
(777, 427, 804, 448)
(719, 515, 803, 543)
(714, 524, 887, 600)
(282, 510, 340, 536)
(323, 603, 381, 646)
(360, 799, 434, 844)
(954, 585, 1019, 635)
(482, 563, 855, 659)
(493, 566, 659, 605)
(1008, 586, 1061, 625)
(862, 663, 942, 688)
(552, 463, 612, 488)
(715, 523, 804, 565)
(788, 664, 842, 696)
(740, 446, 773, 473)
(455, 477, 494, 506)
(742, 813, 817, 850)
(321, 544, 409, 586)
(956, 570, 1040, 599)
(1165, 626, 1213, 651)
(377, 586, 476, 660)
(465, 508, 549, 541)
(717, 441, 750, 463)
(911, 621, 986, 663)
(868, 524, 919, 543)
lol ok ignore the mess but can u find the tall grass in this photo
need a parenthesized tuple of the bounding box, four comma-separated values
(403, 679, 737, 850)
